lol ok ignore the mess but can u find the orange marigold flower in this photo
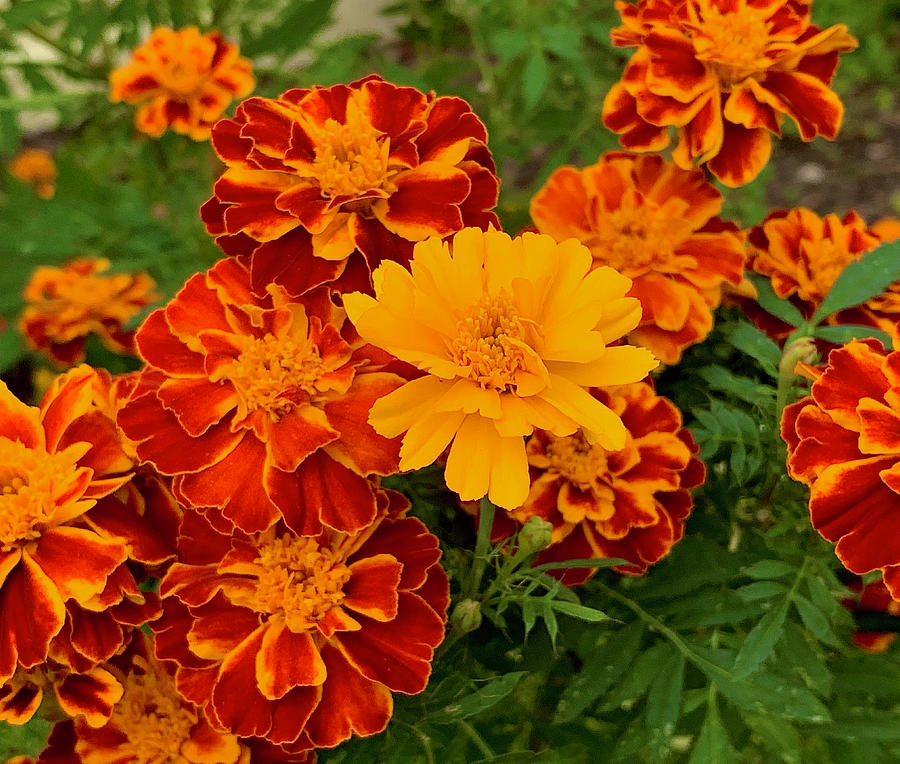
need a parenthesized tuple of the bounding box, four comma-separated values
(109, 27, 254, 140)
(490, 382, 704, 584)
(0, 366, 139, 689)
(871, 216, 900, 244)
(200, 74, 499, 297)
(782, 339, 900, 597)
(746, 208, 900, 344)
(530, 151, 745, 364)
(118, 257, 406, 535)
(345, 228, 659, 509)
(153, 490, 448, 749)
(21, 257, 159, 367)
(8, 149, 56, 199)
(842, 577, 900, 653)
(602, 0, 858, 187)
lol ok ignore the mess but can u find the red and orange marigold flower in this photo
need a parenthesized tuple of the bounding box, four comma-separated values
(746, 208, 900, 344)
(842, 577, 900, 653)
(109, 26, 254, 140)
(20, 257, 159, 367)
(490, 382, 704, 584)
(530, 151, 744, 364)
(602, 0, 858, 186)
(153, 490, 448, 750)
(345, 227, 659, 510)
(782, 339, 900, 599)
(8, 149, 56, 199)
(200, 74, 500, 297)
(118, 256, 405, 536)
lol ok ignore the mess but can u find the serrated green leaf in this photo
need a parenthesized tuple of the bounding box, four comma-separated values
(687, 700, 736, 764)
(743, 714, 802, 762)
(696, 366, 775, 405)
(521, 50, 548, 111)
(812, 240, 900, 324)
(778, 623, 833, 694)
(745, 273, 806, 327)
(714, 672, 829, 722)
(726, 322, 781, 377)
(431, 672, 527, 724)
(646, 651, 684, 762)
(555, 621, 644, 723)
(550, 601, 610, 623)
(813, 323, 893, 346)
(521, 597, 538, 639)
(542, 600, 559, 645)
(742, 560, 796, 579)
(732, 606, 787, 678)
(823, 717, 900, 741)
(601, 642, 674, 712)
(736, 581, 788, 601)
(793, 593, 838, 646)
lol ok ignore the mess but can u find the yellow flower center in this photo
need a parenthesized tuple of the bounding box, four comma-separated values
(84, 657, 197, 764)
(0, 440, 89, 552)
(450, 293, 533, 391)
(691, 7, 771, 87)
(311, 102, 393, 200)
(223, 333, 328, 418)
(795, 241, 859, 304)
(541, 431, 610, 492)
(158, 60, 206, 99)
(251, 535, 352, 633)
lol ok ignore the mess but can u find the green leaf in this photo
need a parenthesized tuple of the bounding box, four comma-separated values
(813, 323, 893, 347)
(687, 700, 735, 764)
(0, 330, 24, 374)
(811, 239, 900, 324)
(243, 0, 337, 56)
(742, 560, 796, 580)
(696, 366, 775, 406)
(490, 29, 529, 62)
(521, 49, 548, 111)
(431, 672, 527, 724)
(549, 601, 610, 623)
(646, 651, 684, 761)
(601, 643, 675, 712)
(732, 606, 787, 678)
(736, 581, 788, 601)
(792, 593, 838, 646)
(0, 717, 52, 759)
(726, 321, 781, 377)
(823, 717, 900, 741)
(555, 621, 644, 723)
(745, 273, 806, 327)
(714, 672, 829, 722)
(743, 714, 802, 762)
(530, 557, 627, 572)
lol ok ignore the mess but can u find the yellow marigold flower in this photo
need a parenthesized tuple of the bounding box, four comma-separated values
(8, 149, 56, 199)
(20, 257, 159, 366)
(109, 27, 254, 140)
(345, 228, 659, 509)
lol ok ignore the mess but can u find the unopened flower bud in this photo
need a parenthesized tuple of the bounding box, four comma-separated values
(518, 516, 553, 555)
(451, 598, 483, 633)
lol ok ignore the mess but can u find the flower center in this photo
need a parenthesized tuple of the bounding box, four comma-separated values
(797, 241, 859, 305)
(691, 7, 771, 87)
(84, 657, 197, 764)
(251, 535, 352, 633)
(158, 60, 206, 98)
(311, 101, 393, 200)
(540, 431, 610, 492)
(223, 333, 329, 418)
(0, 440, 90, 552)
(450, 293, 533, 391)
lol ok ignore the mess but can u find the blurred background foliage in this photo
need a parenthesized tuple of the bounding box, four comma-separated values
(2, 1, 900, 762)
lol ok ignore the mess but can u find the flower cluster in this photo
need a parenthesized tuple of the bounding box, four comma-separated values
(8, 150, 56, 200)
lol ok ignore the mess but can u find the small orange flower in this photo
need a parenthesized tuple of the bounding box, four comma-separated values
(8, 149, 56, 199)
(109, 27, 254, 140)
(491, 382, 704, 584)
(118, 257, 406, 535)
(0, 367, 141, 689)
(782, 340, 900, 597)
(154, 490, 448, 749)
(746, 208, 900, 344)
(21, 257, 159, 367)
(842, 577, 900, 653)
(531, 151, 744, 364)
(345, 228, 659, 509)
(602, 0, 858, 186)
(200, 74, 499, 297)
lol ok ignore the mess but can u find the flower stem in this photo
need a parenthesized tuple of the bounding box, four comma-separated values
(467, 496, 495, 599)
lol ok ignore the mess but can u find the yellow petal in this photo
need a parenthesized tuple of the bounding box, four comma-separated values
(545, 345, 658, 387)
(399, 410, 467, 470)
(369, 377, 448, 437)
(539, 374, 627, 450)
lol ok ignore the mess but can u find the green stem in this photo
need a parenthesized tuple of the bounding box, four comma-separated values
(467, 496, 495, 599)
(457, 719, 495, 758)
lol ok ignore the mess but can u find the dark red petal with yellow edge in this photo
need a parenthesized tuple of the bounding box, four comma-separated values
(210, 625, 274, 739)
(255, 622, 326, 699)
(54, 666, 123, 728)
(305, 642, 393, 748)
(342, 555, 402, 621)
(0, 681, 42, 724)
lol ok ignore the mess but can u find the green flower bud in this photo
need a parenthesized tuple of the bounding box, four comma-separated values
(451, 598, 483, 633)
(518, 516, 553, 555)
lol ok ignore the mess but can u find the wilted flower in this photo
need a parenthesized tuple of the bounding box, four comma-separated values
(109, 27, 254, 140)
(345, 227, 659, 509)
(200, 75, 499, 296)
(8, 149, 56, 199)
(531, 151, 744, 363)
(21, 257, 158, 367)
(603, 0, 858, 186)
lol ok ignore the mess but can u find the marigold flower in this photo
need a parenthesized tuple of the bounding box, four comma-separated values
(782, 339, 900, 597)
(0, 366, 140, 688)
(746, 208, 900, 344)
(109, 27, 254, 140)
(531, 152, 744, 364)
(345, 227, 659, 509)
(118, 257, 406, 535)
(8, 149, 56, 199)
(153, 490, 448, 749)
(200, 74, 499, 297)
(20, 257, 159, 367)
(602, 0, 858, 186)
(489, 382, 704, 584)
(842, 577, 900, 653)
